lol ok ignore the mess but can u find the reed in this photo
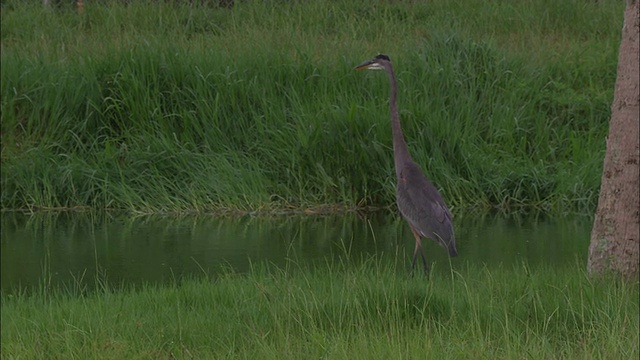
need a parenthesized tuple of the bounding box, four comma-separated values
(1, 0, 624, 214)
(2, 259, 637, 359)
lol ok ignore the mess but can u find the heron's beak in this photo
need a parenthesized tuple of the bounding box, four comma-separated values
(354, 59, 375, 70)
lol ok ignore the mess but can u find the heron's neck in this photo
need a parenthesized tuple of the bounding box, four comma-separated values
(387, 64, 411, 179)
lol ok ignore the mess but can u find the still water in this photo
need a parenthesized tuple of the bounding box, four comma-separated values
(1, 212, 592, 294)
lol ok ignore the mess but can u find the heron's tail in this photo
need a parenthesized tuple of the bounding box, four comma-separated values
(448, 245, 458, 257)
(446, 236, 458, 257)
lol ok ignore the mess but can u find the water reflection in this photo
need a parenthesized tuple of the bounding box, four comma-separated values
(1, 211, 592, 293)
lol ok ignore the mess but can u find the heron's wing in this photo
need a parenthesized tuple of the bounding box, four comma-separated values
(429, 195, 451, 224)
(397, 162, 453, 236)
(405, 177, 450, 225)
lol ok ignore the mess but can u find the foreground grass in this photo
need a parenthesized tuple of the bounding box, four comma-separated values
(2, 260, 638, 359)
(1, 0, 624, 214)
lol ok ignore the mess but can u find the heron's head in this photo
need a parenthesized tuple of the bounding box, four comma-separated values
(354, 54, 391, 71)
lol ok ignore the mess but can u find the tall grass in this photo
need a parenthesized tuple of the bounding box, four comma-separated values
(2, 259, 638, 359)
(1, 0, 624, 213)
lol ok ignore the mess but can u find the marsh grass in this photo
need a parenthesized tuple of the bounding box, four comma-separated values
(1, 0, 624, 213)
(2, 258, 637, 359)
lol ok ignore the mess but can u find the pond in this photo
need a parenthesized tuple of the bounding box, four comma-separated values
(1, 211, 592, 294)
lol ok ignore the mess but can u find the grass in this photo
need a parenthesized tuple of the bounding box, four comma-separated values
(2, 259, 638, 359)
(0, 0, 625, 214)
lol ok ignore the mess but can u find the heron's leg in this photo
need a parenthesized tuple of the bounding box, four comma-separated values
(411, 238, 420, 272)
(421, 250, 428, 274)
(410, 226, 429, 275)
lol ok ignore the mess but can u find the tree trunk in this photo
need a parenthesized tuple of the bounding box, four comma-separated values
(588, 0, 639, 279)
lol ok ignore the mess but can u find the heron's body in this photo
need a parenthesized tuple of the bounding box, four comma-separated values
(397, 161, 457, 267)
(355, 54, 457, 273)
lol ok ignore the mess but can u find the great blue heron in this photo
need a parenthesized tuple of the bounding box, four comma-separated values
(355, 54, 457, 274)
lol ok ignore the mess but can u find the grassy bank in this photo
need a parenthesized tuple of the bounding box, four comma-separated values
(2, 260, 638, 359)
(1, 0, 624, 214)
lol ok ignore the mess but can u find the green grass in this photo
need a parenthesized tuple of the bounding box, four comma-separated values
(2, 259, 638, 359)
(0, 0, 624, 214)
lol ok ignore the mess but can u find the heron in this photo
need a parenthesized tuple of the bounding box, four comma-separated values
(355, 54, 457, 274)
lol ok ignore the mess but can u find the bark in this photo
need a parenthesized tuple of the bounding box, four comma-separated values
(588, 0, 640, 279)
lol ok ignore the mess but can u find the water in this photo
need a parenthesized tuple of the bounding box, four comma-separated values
(1, 212, 592, 294)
